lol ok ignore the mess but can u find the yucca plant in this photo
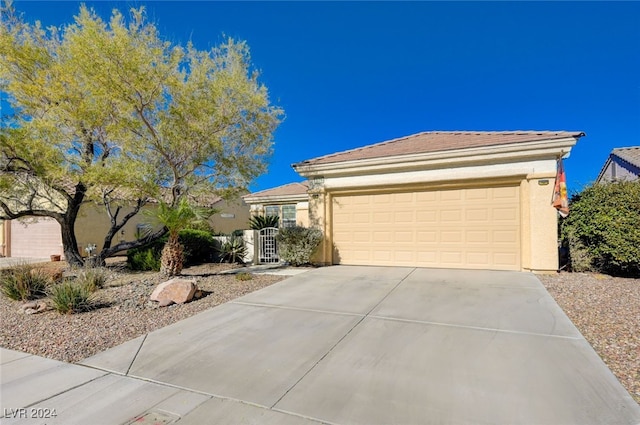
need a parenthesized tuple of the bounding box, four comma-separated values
(218, 236, 248, 264)
(248, 214, 279, 230)
(144, 199, 213, 276)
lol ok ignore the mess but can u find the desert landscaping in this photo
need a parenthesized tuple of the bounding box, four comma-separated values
(0, 260, 637, 405)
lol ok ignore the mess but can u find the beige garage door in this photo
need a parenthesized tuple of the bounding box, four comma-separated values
(332, 185, 521, 270)
(10, 218, 63, 258)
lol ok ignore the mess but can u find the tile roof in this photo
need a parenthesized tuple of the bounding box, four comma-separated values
(244, 181, 309, 199)
(612, 146, 640, 167)
(295, 131, 585, 166)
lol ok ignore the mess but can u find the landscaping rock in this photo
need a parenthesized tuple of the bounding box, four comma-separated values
(158, 298, 174, 307)
(20, 300, 48, 314)
(150, 278, 197, 304)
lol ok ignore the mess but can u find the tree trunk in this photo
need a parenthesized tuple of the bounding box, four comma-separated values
(59, 187, 85, 268)
(60, 219, 83, 267)
(160, 238, 184, 276)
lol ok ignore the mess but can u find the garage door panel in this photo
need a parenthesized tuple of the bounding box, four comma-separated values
(494, 252, 519, 266)
(492, 208, 518, 221)
(417, 211, 437, 223)
(466, 188, 490, 200)
(394, 192, 413, 203)
(493, 186, 519, 198)
(494, 230, 518, 243)
(440, 210, 462, 222)
(467, 252, 491, 265)
(332, 186, 521, 271)
(372, 212, 391, 224)
(466, 230, 490, 243)
(466, 208, 489, 221)
(394, 211, 413, 223)
(440, 191, 462, 201)
(417, 231, 437, 243)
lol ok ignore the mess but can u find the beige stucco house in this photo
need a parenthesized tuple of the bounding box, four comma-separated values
(1, 196, 249, 258)
(291, 130, 584, 273)
(243, 182, 310, 228)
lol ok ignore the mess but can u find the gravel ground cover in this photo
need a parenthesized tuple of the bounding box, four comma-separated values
(538, 272, 639, 405)
(0, 260, 284, 363)
(1, 262, 637, 406)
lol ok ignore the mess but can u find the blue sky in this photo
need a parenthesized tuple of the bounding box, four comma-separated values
(8, 1, 640, 194)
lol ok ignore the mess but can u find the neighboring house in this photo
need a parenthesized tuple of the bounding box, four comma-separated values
(243, 182, 310, 228)
(596, 146, 640, 183)
(292, 130, 584, 273)
(1, 196, 249, 258)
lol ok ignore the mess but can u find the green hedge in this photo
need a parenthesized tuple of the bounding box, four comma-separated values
(561, 180, 640, 276)
(127, 229, 219, 271)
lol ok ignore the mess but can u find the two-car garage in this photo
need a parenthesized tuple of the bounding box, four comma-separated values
(331, 184, 521, 271)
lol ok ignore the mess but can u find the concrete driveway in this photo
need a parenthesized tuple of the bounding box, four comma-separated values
(2, 266, 639, 424)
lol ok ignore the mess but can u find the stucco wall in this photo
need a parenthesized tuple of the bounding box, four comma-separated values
(211, 198, 251, 234)
(521, 173, 559, 273)
(75, 204, 154, 256)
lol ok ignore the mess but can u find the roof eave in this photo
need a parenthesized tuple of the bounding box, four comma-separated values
(243, 193, 308, 204)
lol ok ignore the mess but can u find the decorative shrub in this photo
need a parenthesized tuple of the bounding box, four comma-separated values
(218, 236, 247, 264)
(248, 215, 279, 230)
(276, 226, 322, 266)
(235, 272, 253, 281)
(0, 264, 50, 301)
(561, 180, 640, 276)
(49, 281, 95, 314)
(127, 242, 163, 271)
(127, 229, 217, 271)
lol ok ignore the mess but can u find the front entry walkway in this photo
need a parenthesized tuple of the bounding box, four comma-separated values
(2, 267, 639, 424)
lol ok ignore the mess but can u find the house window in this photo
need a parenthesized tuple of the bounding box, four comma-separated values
(282, 205, 296, 228)
(264, 205, 297, 228)
(265, 206, 280, 218)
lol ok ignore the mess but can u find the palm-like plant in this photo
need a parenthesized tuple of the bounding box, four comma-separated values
(248, 214, 279, 230)
(146, 199, 212, 276)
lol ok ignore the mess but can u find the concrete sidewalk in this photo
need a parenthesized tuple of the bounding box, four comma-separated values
(2, 266, 639, 424)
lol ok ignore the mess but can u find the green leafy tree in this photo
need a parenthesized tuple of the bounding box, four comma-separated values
(561, 180, 640, 276)
(0, 2, 282, 266)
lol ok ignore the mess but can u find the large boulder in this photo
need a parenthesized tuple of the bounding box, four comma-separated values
(150, 278, 197, 305)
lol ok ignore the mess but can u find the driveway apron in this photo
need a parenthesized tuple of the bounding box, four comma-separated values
(4, 266, 639, 425)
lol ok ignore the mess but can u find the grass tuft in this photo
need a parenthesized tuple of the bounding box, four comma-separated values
(49, 281, 95, 314)
(0, 263, 51, 301)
